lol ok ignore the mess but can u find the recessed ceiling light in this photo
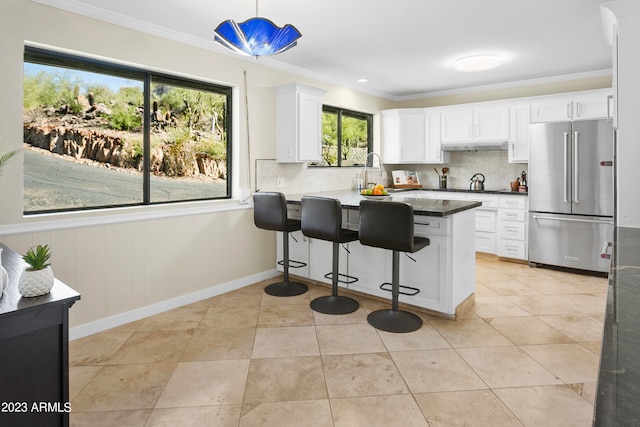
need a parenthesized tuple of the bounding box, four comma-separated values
(357, 78, 368, 83)
(454, 55, 502, 72)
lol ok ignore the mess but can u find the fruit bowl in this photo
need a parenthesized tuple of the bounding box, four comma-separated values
(361, 194, 391, 201)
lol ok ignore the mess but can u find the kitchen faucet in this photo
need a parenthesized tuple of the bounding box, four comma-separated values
(363, 152, 382, 188)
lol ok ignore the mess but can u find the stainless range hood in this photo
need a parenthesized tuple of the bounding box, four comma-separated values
(441, 140, 508, 151)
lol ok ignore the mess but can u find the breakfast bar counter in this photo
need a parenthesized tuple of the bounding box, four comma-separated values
(274, 191, 481, 318)
(283, 190, 482, 217)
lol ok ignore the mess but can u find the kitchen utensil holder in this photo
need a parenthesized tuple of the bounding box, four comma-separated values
(439, 175, 447, 189)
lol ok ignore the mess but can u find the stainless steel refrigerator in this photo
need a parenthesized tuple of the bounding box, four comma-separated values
(528, 119, 614, 273)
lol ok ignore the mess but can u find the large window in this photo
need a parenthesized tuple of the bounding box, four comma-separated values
(312, 106, 372, 167)
(23, 47, 231, 214)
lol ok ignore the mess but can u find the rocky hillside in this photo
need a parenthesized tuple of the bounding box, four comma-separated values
(23, 102, 227, 181)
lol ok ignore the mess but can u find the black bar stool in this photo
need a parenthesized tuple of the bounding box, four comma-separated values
(253, 192, 308, 297)
(358, 200, 429, 333)
(301, 196, 360, 314)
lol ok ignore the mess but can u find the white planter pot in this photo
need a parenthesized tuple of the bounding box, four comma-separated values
(18, 266, 54, 297)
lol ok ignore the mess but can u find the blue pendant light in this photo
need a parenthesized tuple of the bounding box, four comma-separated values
(214, 1, 301, 57)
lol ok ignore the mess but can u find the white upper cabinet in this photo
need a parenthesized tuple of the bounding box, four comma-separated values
(441, 105, 509, 143)
(474, 107, 510, 141)
(440, 109, 473, 142)
(399, 109, 427, 162)
(275, 83, 327, 163)
(530, 89, 612, 123)
(381, 109, 448, 164)
(425, 110, 448, 163)
(508, 104, 530, 163)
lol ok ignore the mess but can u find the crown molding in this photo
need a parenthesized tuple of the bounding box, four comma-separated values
(30, 0, 613, 103)
(398, 69, 613, 101)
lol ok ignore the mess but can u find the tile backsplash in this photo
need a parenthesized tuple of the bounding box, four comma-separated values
(256, 151, 527, 194)
(414, 151, 528, 190)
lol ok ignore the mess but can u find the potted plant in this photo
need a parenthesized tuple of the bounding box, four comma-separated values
(18, 244, 55, 297)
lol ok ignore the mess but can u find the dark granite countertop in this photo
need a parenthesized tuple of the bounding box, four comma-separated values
(417, 187, 528, 196)
(594, 226, 640, 426)
(284, 191, 481, 217)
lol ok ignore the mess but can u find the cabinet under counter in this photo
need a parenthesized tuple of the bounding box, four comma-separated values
(272, 191, 479, 319)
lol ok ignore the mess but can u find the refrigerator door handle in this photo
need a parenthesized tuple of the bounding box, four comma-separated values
(532, 215, 614, 225)
(563, 132, 569, 203)
(574, 131, 579, 204)
(600, 241, 612, 259)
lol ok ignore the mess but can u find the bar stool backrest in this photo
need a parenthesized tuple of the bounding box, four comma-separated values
(359, 200, 418, 253)
(301, 196, 342, 241)
(253, 192, 287, 231)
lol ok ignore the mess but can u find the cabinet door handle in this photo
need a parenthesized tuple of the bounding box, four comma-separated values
(607, 95, 613, 122)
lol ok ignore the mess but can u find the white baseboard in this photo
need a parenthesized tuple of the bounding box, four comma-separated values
(69, 269, 279, 340)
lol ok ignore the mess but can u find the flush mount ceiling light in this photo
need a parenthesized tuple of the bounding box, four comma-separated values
(214, 0, 301, 58)
(454, 54, 503, 72)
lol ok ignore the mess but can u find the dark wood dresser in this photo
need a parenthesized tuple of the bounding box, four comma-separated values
(0, 243, 80, 427)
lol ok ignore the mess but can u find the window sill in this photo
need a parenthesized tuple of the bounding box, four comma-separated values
(0, 199, 252, 236)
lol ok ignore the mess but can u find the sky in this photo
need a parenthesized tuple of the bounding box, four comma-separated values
(24, 62, 142, 93)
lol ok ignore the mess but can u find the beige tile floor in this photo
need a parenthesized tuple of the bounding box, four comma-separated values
(68, 255, 608, 426)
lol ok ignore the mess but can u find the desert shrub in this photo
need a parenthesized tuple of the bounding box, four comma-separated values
(197, 139, 226, 159)
(109, 104, 141, 131)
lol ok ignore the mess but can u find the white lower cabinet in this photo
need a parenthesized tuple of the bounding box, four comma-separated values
(497, 195, 528, 260)
(474, 209, 497, 254)
(308, 238, 349, 285)
(276, 205, 310, 278)
(346, 241, 389, 294)
(276, 230, 310, 278)
(397, 234, 449, 313)
(346, 210, 475, 317)
(277, 208, 475, 316)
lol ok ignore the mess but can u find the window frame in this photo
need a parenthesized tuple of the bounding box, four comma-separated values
(23, 46, 233, 214)
(314, 105, 373, 167)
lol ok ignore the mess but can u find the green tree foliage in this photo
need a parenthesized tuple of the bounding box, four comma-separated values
(117, 86, 143, 105)
(23, 71, 81, 111)
(156, 86, 226, 134)
(321, 110, 338, 165)
(341, 115, 368, 161)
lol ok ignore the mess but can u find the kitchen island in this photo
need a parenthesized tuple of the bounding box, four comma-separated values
(275, 191, 481, 318)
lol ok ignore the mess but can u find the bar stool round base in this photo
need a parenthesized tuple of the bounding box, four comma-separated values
(264, 281, 308, 297)
(310, 295, 359, 315)
(367, 309, 422, 333)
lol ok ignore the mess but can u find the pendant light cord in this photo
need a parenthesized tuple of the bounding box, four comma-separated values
(243, 70, 254, 197)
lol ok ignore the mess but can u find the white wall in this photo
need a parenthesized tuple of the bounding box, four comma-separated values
(0, 0, 619, 335)
(0, 0, 392, 334)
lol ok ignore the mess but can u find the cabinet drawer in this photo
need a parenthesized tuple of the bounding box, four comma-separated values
(287, 205, 302, 219)
(475, 209, 497, 233)
(467, 195, 500, 208)
(476, 232, 496, 254)
(498, 239, 527, 260)
(414, 216, 450, 236)
(500, 209, 525, 222)
(499, 221, 526, 240)
(499, 197, 526, 210)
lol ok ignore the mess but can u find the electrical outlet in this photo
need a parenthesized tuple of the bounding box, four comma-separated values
(276, 177, 285, 188)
